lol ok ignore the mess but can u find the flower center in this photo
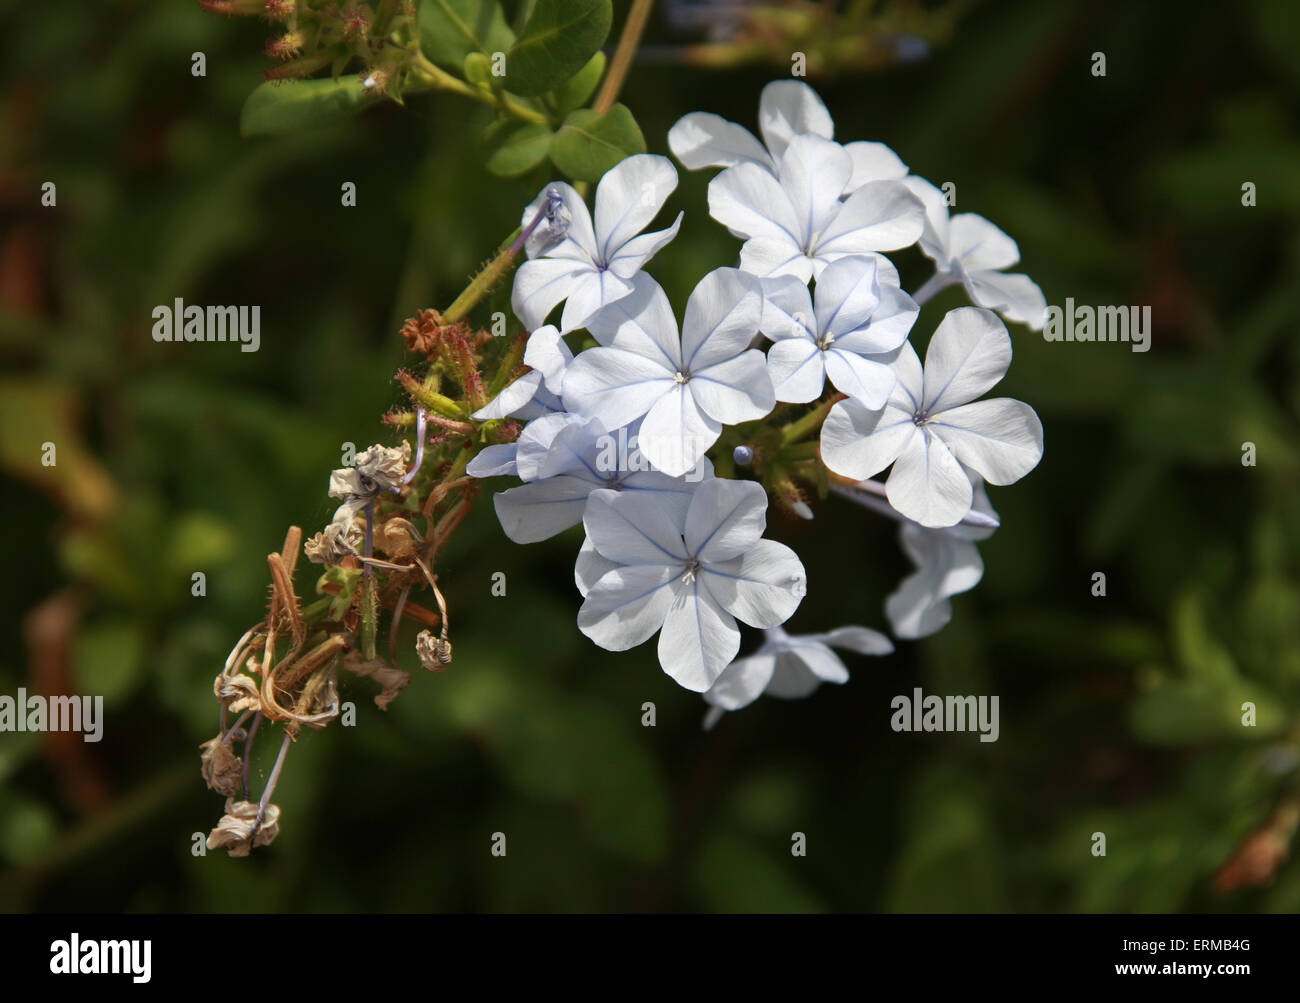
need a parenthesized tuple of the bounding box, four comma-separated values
(817, 332, 836, 351)
(673, 370, 690, 385)
(681, 558, 701, 584)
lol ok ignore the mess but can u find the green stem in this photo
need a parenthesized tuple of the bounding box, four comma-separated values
(407, 51, 549, 125)
(443, 229, 522, 325)
(593, 0, 655, 114)
(781, 396, 840, 445)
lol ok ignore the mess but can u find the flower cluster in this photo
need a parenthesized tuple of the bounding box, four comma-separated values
(472, 81, 1045, 721)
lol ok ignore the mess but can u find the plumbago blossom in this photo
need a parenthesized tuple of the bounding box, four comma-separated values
(707, 133, 923, 282)
(668, 79, 909, 195)
(903, 176, 1047, 329)
(821, 307, 1043, 528)
(702, 625, 894, 728)
(759, 254, 917, 407)
(466, 78, 1048, 724)
(831, 474, 999, 639)
(577, 480, 805, 691)
(564, 269, 774, 477)
(511, 154, 683, 333)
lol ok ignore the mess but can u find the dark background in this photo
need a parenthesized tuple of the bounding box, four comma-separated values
(1, 0, 1298, 912)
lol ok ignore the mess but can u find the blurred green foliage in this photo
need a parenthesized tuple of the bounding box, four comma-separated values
(1, 0, 1298, 912)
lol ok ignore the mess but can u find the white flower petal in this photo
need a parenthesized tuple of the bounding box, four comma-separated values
(563, 346, 674, 430)
(691, 350, 775, 424)
(901, 176, 953, 264)
(933, 397, 1044, 485)
(702, 653, 778, 710)
(681, 267, 765, 370)
(511, 257, 592, 331)
(757, 80, 834, 162)
(812, 255, 880, 338)
(766, 646, 845, 695)
(607, 212, 683, 279)
(963, 270, 1048, 330)
(586, 272, 682, 364)
(844, 140, 909, 191)
(885, 428, 973, 528)
(708, 162, 802, 243)
(833, 283, 918, 355)
(582, 487, 690, 565)
(471, 370, 543, 421)
(766, 337, 826, 404)
(948, 213, 1020, 272)
(758, 274, 815, 342)
(593, 154, 679, 262)
(684, 478, 767, 564)
(522, 325, 572, 395)
(824, 349, 896, 408)
(776, 135, 852, 247)
(668, 111, 771, 171)
(920, 306, 1012, 413)
(558, 268, 634, 333)
(820, 397, 917, 480)
(465, 443, 518, 479)
(886, 525, 984, 639)
(817, 180, 924, 257)
(704, 539, 807, 628)
(658, 576, 740, 692)
(575, 534, 621, 598)
(815, 625, 894, 656)
(638, 383, 721, 477)
(514, 411, 584, 480)
(493, 477, 593, 543)
(578, 564, 681, 651)
(738, 236, 811, 281)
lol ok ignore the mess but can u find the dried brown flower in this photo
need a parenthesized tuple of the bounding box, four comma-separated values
(199, 736, 244, 797)
(207, 798, 281, 857)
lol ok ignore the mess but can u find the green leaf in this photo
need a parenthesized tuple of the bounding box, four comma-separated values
(481, 119, 552, 176)
(550, 50, 605, 115)
(240, 77, 380, 138)
(503, 0, 612, 97)
(548, 103, 645, 182)
(419, 0, 516, 69)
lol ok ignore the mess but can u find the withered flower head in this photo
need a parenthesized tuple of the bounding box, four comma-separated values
(416, 629, 452, 672)
(355, 441, 412, 492)
(199, 736, 245, 797)
(305, 518, 363, 565)
(328, 468, 367, 501)
(207, 798, 281, 857)
(215, 671, 263, 715)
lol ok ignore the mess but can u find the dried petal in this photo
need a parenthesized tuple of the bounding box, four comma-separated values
(355, 442, 412, 492)
(305, 519, 362, 565)
(416, 629, 452, 672)
(207, 798, 281, 857)
(199, 736, 244, 797)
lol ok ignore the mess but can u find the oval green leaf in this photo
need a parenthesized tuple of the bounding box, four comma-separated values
(503, 0, 612, 98)
(548, 102, 645, 182)
(482, 120, 554, 176)
(240, 76, 381, 138)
